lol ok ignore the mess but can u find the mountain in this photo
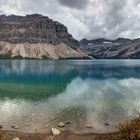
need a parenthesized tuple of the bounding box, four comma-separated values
(80, 38, 140, 59)
(0, 14, 88, 59)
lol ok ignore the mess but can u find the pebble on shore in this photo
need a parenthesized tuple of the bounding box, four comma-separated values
(85, 123, 93, 128)
(12, 137, 20, 140)
(11, 125, 20, 129)
(58, 122, 65, 127)
(51, 128, 61, 135)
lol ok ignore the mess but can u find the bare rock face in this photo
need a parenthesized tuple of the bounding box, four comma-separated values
(0, 42, 87, 59)
(80, 38, 140, 59)
(0, 14, 88, 59)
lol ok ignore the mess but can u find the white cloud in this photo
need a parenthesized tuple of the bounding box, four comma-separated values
(0, 0, 140, 40)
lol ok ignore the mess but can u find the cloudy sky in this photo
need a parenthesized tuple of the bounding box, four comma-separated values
(0, 0, 140, 40)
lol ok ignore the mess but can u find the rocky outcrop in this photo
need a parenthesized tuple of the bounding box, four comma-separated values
(0, 42, 86, 59)
(0, 14, 88, 59)
(80, 38, 140, 59)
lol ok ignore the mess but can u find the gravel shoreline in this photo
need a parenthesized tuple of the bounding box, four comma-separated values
(0, 130, 119, 140)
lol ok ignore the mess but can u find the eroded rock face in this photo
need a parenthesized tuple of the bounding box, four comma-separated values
(0, 14, 79, 48)
(0, 14, 88, 59)
(0, 42, 87, 59)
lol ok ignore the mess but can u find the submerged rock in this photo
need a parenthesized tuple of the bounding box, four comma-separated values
(51, 128, 61, 135)
(58, 122, 65, 127)
(85, 123, 93, 128)
(0, 125, 2, 129)
(11, 125, 20, 129)
(65, 122, 71, 124)
(104, 122, 110, 126)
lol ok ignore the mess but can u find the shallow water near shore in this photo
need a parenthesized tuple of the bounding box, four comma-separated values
(0, 59, 140, 133)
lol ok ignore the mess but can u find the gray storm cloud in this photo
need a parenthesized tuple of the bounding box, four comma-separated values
(58, 0, 90, 9)
(0, 0, 140, 40)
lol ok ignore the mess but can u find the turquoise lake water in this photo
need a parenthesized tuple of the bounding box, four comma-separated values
(0, 60, 140, 133)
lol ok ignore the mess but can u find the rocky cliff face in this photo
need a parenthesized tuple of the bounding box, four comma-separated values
(0, 14, 88, 59)
(80, 38, 140, 59)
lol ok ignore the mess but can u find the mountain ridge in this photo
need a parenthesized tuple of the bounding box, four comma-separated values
(0, 14, 78, 48)
(0, 14, 88, 59)
(80, 38, 140, 59)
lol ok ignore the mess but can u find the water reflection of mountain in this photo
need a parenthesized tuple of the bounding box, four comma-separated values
(0, 60, 140, 83)
(0, 60, 140, 101)
(0, 60, 78, 84)
(79, 66, 140, 79)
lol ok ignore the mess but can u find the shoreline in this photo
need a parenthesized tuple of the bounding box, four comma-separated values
(0, 130, 119, 140)
(0, 117, 140, 140)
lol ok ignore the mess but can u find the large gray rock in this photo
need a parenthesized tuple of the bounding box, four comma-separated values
(51, 128, 61, 135)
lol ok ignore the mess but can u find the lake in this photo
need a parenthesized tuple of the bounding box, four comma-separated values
(0, 60, 140, 133)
